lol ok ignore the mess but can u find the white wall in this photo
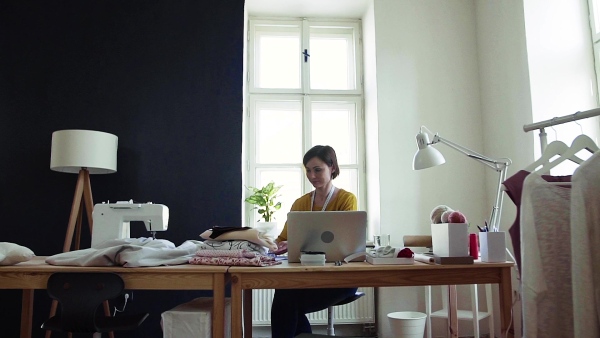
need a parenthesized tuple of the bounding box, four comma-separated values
(363, 1, 381, 241)
(371, 1, 486, 337)
(475, 1, 533, 336)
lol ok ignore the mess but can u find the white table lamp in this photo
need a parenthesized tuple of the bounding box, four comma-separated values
(50, 129, 118, 252)
(412, 126, 511, 232)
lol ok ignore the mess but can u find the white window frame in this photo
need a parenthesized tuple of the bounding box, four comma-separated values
(248, 19, 363, 95)
(244, 17, 366, 228)
(589, 0, 600, 105)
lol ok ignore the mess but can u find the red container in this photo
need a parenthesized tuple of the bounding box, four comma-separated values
(469, 233, 479, 259)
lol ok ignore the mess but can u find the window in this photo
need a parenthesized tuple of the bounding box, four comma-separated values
(589, 0, 600, 105)
(244, 18, 365, 232)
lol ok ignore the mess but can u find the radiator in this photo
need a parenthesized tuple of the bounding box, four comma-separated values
(251, 287, 375, 326)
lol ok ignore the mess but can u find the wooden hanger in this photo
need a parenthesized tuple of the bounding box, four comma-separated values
(534, 135, 598, 174)
(524, 140, 584, 172)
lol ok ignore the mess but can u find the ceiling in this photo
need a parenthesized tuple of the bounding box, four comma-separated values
(245, 0, 371, 19)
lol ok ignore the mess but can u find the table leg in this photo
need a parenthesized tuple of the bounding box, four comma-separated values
(212, 273, 225, 338)
(20, 289, 33, 338)
(243, 289, 253, 337)
(499, 267, 514, 338)
(231, 274, 243, 338)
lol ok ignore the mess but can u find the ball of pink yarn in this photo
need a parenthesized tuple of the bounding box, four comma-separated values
(448, 210, 467, 223)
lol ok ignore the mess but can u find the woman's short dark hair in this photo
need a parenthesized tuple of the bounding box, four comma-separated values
(303, 145, 340, 179)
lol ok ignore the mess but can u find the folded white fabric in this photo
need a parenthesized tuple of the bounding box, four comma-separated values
(368, 245, 396, 258)
(0, 242, 35, 265)
(45, 238, 207, 267)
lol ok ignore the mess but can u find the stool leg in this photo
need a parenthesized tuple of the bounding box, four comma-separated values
(327, 306, 335, 336)
(486, 284, 494, 338)
(425, 286, 432, 338)
(470, 285, 480, 338)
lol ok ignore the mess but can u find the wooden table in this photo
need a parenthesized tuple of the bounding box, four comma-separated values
(229, 261, 515, 338)
(0, 257, 230, 338)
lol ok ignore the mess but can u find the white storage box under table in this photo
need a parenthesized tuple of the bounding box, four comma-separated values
(161, 297, 231, 338)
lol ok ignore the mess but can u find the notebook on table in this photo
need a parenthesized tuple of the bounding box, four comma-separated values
(286, 211, 367, 263)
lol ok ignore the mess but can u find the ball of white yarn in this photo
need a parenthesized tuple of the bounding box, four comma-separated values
(441, 210, 454, 223)
(430, 205, 453, 224)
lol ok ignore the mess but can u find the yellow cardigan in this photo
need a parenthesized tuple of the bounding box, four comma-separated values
(275, 188, 357, 242)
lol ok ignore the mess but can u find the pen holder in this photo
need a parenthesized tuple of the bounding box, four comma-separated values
(479, 232, 506, 262)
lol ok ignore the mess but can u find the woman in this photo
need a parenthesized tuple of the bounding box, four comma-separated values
(271, 145, 358, 338)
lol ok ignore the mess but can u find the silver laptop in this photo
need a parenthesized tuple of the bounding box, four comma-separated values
(287, 211, 367, 263)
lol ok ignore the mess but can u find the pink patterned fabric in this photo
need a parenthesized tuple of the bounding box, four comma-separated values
(189, 255, 280, 267)
(194, 249, 257, 258)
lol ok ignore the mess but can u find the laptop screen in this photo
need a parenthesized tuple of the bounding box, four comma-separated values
(286, 211, 367, 263)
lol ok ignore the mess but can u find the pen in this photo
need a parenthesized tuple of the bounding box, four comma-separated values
(477, 225, 486, 232)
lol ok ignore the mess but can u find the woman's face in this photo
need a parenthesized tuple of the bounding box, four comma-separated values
(304, 156, 333, 189)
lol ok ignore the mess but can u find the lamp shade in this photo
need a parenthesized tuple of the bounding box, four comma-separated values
(50, 130, 118, 174)
(412, 131, 445, 170)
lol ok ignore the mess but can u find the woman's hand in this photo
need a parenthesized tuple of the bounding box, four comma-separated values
(271, 241, 288, 255)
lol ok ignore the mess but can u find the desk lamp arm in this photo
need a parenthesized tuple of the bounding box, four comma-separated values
(425, 128, 512, 231)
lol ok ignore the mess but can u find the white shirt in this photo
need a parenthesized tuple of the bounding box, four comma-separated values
(571, 152, 600, 337)
(521, 173, 573, 338)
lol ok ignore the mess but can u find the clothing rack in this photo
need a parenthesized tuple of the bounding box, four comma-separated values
(523, 107, 600, 152)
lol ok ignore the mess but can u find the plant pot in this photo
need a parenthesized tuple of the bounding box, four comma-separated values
(254, 221, 278, 239)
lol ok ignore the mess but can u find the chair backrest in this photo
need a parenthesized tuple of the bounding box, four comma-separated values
(46, 272, 124, 333)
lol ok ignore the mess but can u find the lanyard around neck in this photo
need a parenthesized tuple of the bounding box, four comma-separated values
(311, 185, 335, 211)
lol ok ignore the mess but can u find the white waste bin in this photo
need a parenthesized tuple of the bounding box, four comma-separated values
(387, 311, 427, 338)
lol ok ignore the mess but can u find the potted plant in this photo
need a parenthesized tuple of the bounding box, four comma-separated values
(245, 181, 282, 222)
(245, 181, 282, 237)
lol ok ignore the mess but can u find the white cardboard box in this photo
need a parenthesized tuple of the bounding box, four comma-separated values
(161, 297, 231, 338)
(366, 255, 414, 265)
(431, 223, 468, 257)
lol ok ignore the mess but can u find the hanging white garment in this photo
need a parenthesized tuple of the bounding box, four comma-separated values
(571, 151, 600, 337)
(521, 173, 573, 338)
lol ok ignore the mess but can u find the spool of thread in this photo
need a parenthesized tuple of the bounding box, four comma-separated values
(469, 233, 479, 259)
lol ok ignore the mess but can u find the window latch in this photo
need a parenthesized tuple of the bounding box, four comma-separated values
(302, 49, 310, 62)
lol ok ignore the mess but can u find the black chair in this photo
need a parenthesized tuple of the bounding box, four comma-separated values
(326, 291, 365, 336)
(41, 272, 149, 338)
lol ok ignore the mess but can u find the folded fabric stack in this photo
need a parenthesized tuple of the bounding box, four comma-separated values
(367, 245, 396, 258)
(199, 227, 277, 252)
(189, 249, 280, 267)
(201, 239, 267, 255)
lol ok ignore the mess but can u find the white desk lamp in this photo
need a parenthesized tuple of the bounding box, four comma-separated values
(50, 129, 118, 252)
(412, 126, 511, 232)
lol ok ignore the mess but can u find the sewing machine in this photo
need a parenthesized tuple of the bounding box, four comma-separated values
(91, 200, 169, 248)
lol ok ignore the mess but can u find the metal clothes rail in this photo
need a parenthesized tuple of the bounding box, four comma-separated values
(523, 107, 600, 152)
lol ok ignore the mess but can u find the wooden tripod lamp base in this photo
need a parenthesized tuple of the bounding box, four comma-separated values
(63, 168, 94, 252)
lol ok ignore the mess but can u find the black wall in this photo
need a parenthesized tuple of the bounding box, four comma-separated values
(0, 1, 244, 336)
